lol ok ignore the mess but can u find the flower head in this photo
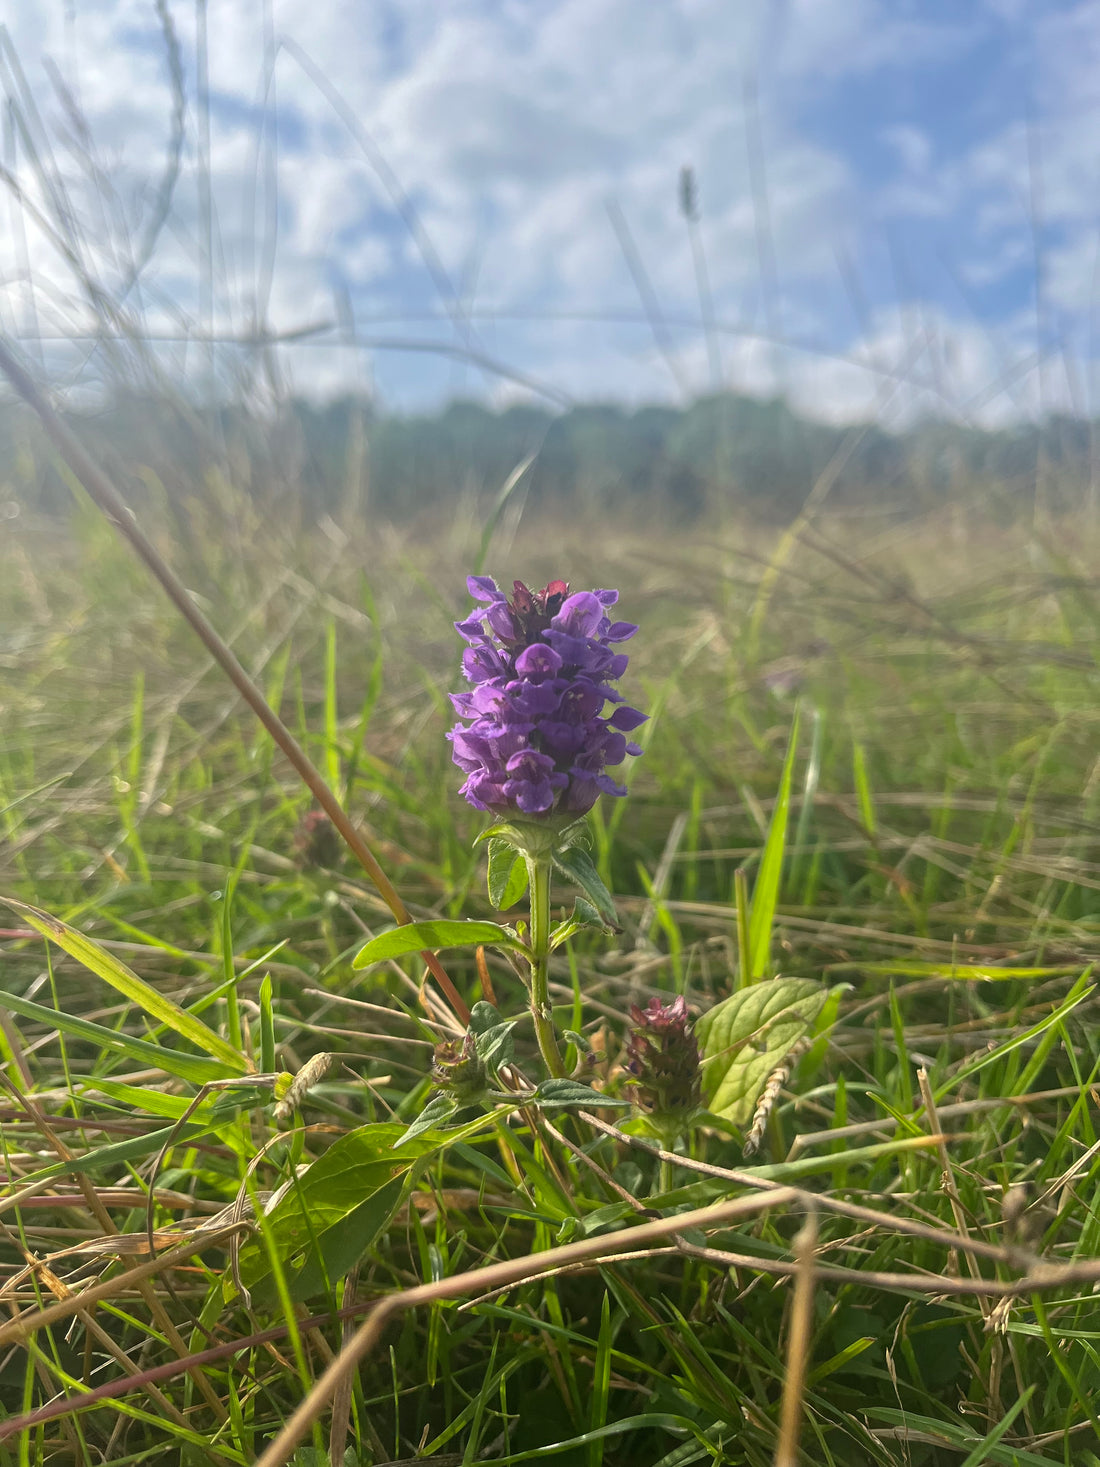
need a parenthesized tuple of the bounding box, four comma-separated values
(430, 1032, 486, 1101)
(449, 576, 645, 820)
(623, 995, 701, 1117)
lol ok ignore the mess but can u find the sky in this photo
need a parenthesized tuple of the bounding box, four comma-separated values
(1, 0, 1099, 426)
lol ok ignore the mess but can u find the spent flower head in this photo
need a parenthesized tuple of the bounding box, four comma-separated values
(448, 576, 645, 821)
(624, 994, 701, 1118)
(430, 1032, 486, 1102)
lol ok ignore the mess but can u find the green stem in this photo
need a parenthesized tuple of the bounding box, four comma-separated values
(658, 1156, 674, 1196)
(656, 1119, 681, 1196)
(525, 854, 565, 1078)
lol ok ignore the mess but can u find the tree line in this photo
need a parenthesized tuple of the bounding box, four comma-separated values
(4, 390, 1096, 524)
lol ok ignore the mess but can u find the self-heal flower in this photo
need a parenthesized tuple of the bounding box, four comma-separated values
(449, 576, 645, 819)
(624, 995, 701, 1117)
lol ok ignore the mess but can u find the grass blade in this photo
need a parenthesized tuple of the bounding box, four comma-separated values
(5, 898, 249, 1073)
(747, 707, 801, 981)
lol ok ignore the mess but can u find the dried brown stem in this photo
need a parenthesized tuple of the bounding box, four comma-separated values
(774, 1210, 816, 1467)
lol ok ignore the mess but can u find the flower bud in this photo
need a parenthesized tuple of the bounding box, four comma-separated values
(624, 995, 701, 1118)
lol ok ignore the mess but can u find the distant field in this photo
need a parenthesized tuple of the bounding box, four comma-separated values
(1, 479, 1099, 1465)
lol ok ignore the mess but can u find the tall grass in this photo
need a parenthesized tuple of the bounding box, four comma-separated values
(1, 462, 1098, 1464)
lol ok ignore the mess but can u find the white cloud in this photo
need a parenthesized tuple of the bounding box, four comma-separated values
(0, 0, 1097, 422)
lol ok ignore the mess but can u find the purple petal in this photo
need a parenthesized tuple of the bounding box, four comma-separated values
(515, 643, 563, 679)
(608, 705, 647, 732)
(467, 576, 504, 602)
(463, 646, 508, 683)
(538, 720, 586, 757)
(507, 680, 562, 718)
(486, 601, 518, 641)
(551, 591, 604, 639)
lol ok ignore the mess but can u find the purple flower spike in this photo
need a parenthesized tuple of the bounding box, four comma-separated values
(449, 576, 645, 819)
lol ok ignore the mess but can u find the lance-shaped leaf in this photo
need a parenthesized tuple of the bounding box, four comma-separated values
(352, 919, 527, 969)
(530, 1078, 630, 1111)
(234, 1123, 414, 1301)
(697, 977, 828, 1126)
(551, 898, 613, 950)
(552, 846, 619, 929)
(747, 708, 800, 982)
(395, 1094, 460, 1146)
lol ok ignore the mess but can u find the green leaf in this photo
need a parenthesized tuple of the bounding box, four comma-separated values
(2, 989, 238, 1086)
(473, 1020, 516, 1071)
(4, 899, 249, 1074)
(933, 978, 1094, 1103)
(463, 1001, 517, 1070)
(16, 1118, 241, 1187)
(258, 973, 276, 1074)
(473, 449, 538, 575)
(550, 897, 613, 951)
(351, 919, 527, 969)
(467, 1000, 506, 1035)
(747, 709, 800, 981)
(396, 1094, 459, 1145)
(486, 838, 529, 910)
(829, 959, 1081, 980)
(552, 846, 619, 929)
(862, 1407, 1056, 1467)
(275, 1173, 409, 1303)
(237, 1124, 414, 1299)
(696, 976, 827, 1126)
(530, 1078, 630, 1111)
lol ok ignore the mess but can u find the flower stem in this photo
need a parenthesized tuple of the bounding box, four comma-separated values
(525, 854, 565, 1078)
(658, 1155, 674, 1197)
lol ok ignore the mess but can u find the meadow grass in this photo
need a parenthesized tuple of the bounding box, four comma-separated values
(0, 474, 1099, 1467)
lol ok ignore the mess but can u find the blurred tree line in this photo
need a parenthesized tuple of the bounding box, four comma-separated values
(3, 389, 1096, 524)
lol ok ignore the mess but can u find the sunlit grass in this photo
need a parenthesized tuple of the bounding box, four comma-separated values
(1, 478, 1099, 1466)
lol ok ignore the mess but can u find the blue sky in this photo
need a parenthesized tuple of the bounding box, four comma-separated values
(1, 0, 1098, 425)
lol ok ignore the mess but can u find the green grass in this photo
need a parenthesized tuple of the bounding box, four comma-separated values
(1, 478, 1099, 1466)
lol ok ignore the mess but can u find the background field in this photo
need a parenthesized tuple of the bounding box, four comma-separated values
(1, 444, 1099, 1464)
